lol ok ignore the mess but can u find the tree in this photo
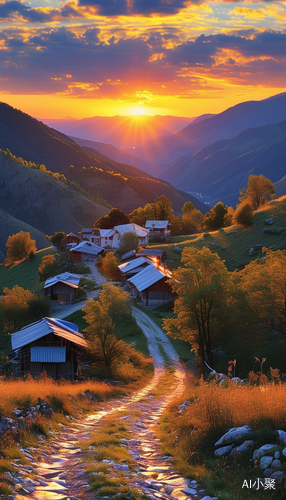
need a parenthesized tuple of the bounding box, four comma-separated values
(46, 231, 66, 249)
(38, 254, 58, 281)
(163, 247, 229, 375)
(95, 208, 130, 229)
(5, 231, 36, 266)
(202, 202, 228, 231)
(233, 200, 254, 226)
(119, 231, 138, 254)
(182, 207, 203, 234)
(154, 195, 173, 220)
(181, 201, 196, 215)
(240, 174, 275, 210)
(223, 206, 234, 227)
(83, 284, 131, 375)
(1, 285, 35, 333)
(100, 252, 121, 281)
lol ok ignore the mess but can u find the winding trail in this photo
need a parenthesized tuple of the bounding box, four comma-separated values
(14, 308, 208, 500)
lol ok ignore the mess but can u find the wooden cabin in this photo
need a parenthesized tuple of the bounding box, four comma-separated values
(127, 264, 175, 307)
(44, 272, 81, 304)
(70, 241, 104, 262)
(11, 317, 87, 380)
(59, 233, 81, 250)
(118, 257, 152, 284)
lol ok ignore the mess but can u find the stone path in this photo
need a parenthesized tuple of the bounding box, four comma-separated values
(12, 308, 213, 500)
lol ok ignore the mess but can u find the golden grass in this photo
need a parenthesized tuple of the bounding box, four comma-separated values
(0, 377, 127, 416)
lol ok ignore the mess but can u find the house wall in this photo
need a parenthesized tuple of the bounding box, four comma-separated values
(19, 333, 81, 381)
(44, 282, 76, 304)
(134, 278, 175, 307)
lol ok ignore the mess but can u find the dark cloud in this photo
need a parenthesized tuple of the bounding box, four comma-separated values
(0, 1, 83, 23)
(77, 0, 191, 16)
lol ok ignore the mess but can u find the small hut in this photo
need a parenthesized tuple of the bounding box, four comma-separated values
(44, 272, 81, 304)
(11, 317, 87, 380)
(127, 265, 175, 307)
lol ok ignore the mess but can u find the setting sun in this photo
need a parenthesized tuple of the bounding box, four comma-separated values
(130, 107, 146, 116)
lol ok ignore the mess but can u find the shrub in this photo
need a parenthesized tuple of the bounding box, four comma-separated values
(233, 201, 254, 226)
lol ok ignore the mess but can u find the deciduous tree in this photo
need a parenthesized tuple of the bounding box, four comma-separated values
(5, 231, 36, 266)
(163, 247, 229, 375)
(83, 284, 131, 375)
(95, 208, 129, 229)
(202, 202, 228, 231)
(240, 174, 275, 210)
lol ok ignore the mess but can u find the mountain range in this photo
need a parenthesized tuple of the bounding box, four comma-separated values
(0, 103, 205, 258)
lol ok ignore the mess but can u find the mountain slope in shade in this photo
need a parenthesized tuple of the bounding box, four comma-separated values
(0, 151, 109, 256)
(0, 101, 206, 215)
(159, 119, 286, 207)
(136, 92, 286, 167)
(42, 115, 193, 147)
(71, 136, 161, 176)
(0, 208, 47, 262)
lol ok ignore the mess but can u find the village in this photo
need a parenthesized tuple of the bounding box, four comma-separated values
(9, 219, 175, 382)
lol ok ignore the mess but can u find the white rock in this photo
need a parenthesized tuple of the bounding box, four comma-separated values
(271, 459, 282, 470)
(215, 426, 252, 447)
(253, 444, 279, 461)
(229, 441, 254, 457)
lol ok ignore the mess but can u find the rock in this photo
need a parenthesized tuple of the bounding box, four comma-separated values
(260, 456, 273, 470)
(229, 441, 254, 457)
(8, 496, 14, 500)
(274, 451, 280, 459)
(200, 497, 214, 500)
(278, 430, 286, 445)
(271, 459, 282, 470)
(3, 472, 14, 482)
(263, 468, 272, 477)
(214, 445, 233, 457)
(164, 486, 174, 495)
(215, 426, 252, 447)
(249, 248, 254, 256)
(271, 471, 284, 485)
(265, 218, 274, 225)
(282, 447, 286, 457)
(253, 444, 279, 461)
(182, 488, 197, 495)
(174, 246, 183, 254)
(178, 401, 190, 413)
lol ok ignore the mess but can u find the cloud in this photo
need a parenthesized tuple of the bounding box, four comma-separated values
(0, 26, 286, 99)
(77, 0, 194, 16)
(0, 1, 84, 23)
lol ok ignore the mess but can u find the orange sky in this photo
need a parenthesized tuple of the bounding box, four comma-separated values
(0, 0, 286, 118)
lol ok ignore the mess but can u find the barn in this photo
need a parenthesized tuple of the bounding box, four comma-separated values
(44, 272, 81, 304)
(127, 264, 175, 307)
(11, 317, 87, 380)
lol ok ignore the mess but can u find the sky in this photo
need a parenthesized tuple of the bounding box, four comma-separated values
(0, 0, 285, 118)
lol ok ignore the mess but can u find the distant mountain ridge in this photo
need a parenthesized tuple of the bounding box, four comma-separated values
(42, 115, 193, 148)
(134, 92, 286, 168)
(159, 118, 286, 206)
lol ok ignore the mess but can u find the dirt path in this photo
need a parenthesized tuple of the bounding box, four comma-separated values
(14, 308, 210, 500)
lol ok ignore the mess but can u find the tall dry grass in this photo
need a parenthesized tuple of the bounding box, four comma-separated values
(0, 377, 127, 416)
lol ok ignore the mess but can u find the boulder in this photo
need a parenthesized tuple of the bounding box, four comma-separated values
(278, 430, 286, 445)
(260, 456, 273, 470)
(214, 445, 233, 457)
(271, 459, 282, 470)
(229, 441, 254, 457)
(253, 444, 279, 461)
(271, 471, 284, 485)
(265, 218, 274, 225)
(215, 426, 252, 447)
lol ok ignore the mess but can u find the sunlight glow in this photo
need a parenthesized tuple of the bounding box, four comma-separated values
(130, 107, 146, 116)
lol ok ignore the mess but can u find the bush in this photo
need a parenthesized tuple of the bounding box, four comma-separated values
(76, 263, 92, 274)
(38, 254, 58, 281)
(101, 253, 121, 281)
(233, 201, 254, 226)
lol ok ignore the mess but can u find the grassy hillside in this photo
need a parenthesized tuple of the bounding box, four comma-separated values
(0, 151, 109, 255)
(0, 247, 56, 295)
(0, 208, 47, 262)
(152, 197, 286, 271)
